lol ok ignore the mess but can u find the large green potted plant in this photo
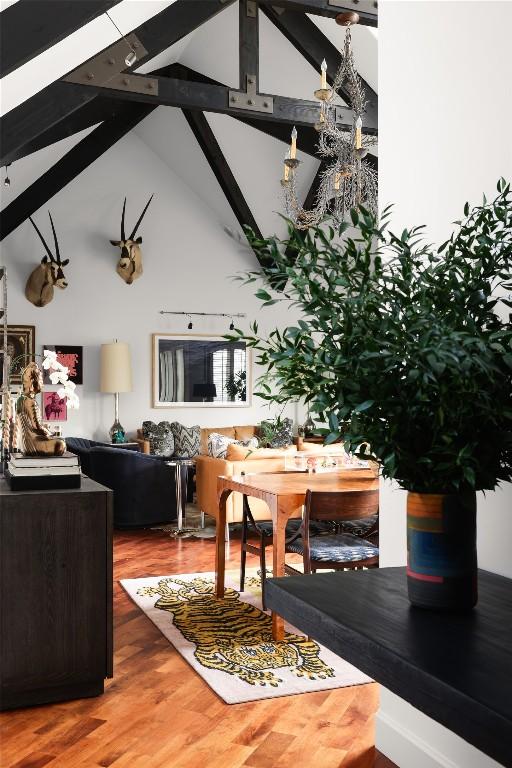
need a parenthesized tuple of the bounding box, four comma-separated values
(231, 180, 512, 610)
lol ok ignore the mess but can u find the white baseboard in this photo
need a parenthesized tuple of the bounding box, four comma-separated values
(375, 688, 505, 768)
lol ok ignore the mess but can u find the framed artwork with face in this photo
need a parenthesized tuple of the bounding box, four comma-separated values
(42, 345, 83, 385)
(0, 325, 36, 387)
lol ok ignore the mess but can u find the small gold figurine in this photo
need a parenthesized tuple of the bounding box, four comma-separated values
(16, 363, 66, 456)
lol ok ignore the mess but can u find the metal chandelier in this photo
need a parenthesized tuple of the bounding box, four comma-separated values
(281, 12, 378, 229)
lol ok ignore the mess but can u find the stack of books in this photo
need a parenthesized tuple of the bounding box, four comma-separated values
(5, 452, 81, 491)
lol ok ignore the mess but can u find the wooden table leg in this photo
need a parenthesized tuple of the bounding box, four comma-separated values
(215, 488, 231, 598)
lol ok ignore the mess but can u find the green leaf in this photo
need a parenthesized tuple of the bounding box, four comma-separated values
(463, 466, 476, 487)
(255, 289, 272, 301)
(354, 400, 375, 413)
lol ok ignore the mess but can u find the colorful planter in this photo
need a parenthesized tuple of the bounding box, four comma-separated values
(407, 491, 478, 610)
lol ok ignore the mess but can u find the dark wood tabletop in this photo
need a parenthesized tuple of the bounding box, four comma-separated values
(266, 566, 512, 768)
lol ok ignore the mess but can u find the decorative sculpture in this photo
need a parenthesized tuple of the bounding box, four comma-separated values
(25, 212, 69, 307)
(16, 363, 66, 456)
(110, 195, 153, 284)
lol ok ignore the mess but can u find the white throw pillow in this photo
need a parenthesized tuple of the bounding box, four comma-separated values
(207, 432, 259, 460)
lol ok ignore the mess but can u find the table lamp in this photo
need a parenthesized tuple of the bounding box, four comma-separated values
(100, 341, 132, 443)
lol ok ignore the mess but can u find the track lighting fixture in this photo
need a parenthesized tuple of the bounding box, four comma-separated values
(3, 164, 11, 187)
(105, 11, 137, 68)
(159, 311, 247, 326)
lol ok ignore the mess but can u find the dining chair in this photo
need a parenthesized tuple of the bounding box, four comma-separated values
(239, 472, 336, 609)
(340, 513, 379, 545)
(284, 488, 379, 575)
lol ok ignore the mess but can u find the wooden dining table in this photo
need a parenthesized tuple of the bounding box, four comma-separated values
(215, 469, 379, 641)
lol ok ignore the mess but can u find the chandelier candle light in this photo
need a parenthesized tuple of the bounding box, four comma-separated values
(281, 11, 378, 228)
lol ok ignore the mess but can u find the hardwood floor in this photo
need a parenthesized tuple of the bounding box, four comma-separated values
(0, 526, 397, 768)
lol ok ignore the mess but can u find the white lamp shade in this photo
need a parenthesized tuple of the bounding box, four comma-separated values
(100, 342, 132, 393)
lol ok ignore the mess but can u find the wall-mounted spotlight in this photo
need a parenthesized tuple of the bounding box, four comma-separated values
(229, 318, 235, 331)
(105, 11, 138, 67)
(187, 314, 193, 330)
(3, 164, 11, 188)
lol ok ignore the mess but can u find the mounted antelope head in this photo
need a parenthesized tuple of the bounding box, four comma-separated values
(110, 195, 153, 284)
(25, 212, 69, 308)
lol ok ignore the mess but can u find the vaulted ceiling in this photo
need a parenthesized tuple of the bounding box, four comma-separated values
(0, 0, 378, 253)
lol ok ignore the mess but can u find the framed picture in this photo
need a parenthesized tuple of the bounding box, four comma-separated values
(42, 391, 67, 422)
(43, 345, 83, 385)
(0, 325, 36, 387)
(152, 334, 251, 408)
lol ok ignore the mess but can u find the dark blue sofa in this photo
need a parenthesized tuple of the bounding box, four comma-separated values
(67, 438, 177, 529)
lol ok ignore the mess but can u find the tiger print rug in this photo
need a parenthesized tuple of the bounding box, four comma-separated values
(121, 570, 371, 703)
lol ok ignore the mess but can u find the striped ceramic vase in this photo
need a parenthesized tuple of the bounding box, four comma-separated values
(407, 491, 478, 610)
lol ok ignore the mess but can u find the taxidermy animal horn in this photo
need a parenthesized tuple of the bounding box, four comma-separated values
(129, 194, 153, 240)
(29, 215, 54, 261)
(48, 211, 61, 264)
(121, 198, 126, 242)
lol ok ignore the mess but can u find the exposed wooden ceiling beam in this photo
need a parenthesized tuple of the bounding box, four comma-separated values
(0, 102, 155, 242)
(239, 0, 259, 90)
(4, 97, 123, 164)
(258, 0, 377, 27)
(5, 98, 323, 167)
(59, 72, 359, 132)
(183, 109, 272, 270)
(261, 5, 377, 131)
(0, 0, 236, 166)
(174, 64, 324, 155)
(0, 0, 123, 79)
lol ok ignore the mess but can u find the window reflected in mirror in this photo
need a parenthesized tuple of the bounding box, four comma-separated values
(152, 335, 250, 407)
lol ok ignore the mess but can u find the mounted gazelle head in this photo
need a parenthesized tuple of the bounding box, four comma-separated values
(25, 212, 69, 308)
(110, 195, 153, 285)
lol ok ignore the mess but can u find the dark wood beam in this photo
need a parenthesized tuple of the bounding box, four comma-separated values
(239, 0, 259, 89)
(7, 64, 325, 164)
(239, 0, 260, 91)
(183, 109, 272, 270)
(4, 97, 124, 164)
(0, 0, 123, 79)
(174, 64, 324, 155)
(0, 102, 155, 242)
(65, 73, 358, 132)
(258, 0, 377, 27)
(261, 6, 377, 131)
(175, 65, 377, 167)
(0, 0, 236, 166)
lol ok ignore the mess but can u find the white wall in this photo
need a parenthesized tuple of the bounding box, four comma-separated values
(379, 0, 512, 578)
(0, 128, 301, 441)
(378, 2, 512, 765)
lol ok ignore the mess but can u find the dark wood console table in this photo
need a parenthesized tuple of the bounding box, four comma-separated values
(0, 477, 113, 710)
(266, 567, 512, 768)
